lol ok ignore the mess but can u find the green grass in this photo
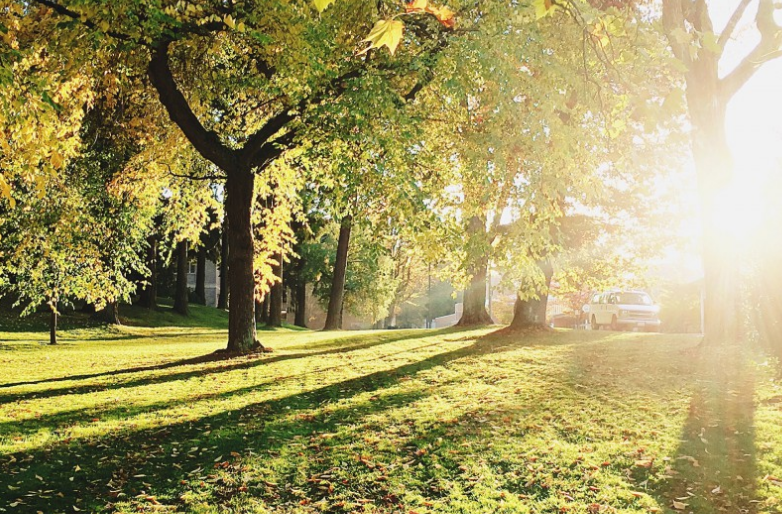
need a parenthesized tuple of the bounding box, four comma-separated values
(1, 321, 781, 513)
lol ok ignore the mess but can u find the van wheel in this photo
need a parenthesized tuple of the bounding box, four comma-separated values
(610, 315, 619, 331)
(591, 315, 599, 331)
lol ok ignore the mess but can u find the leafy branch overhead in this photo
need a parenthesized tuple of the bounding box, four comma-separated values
(317, 0, 456, 55)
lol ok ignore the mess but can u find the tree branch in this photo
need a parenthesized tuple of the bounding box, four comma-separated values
(148, 41, 236, 172)
(662, 0, 692, 67)
(721, 0, 782, 99)
(29, 0, 148, 46)
(239, 68, 364, 169)
(718, 0, 753, 48)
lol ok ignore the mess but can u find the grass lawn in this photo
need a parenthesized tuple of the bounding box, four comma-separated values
(2, 309, 782, 513)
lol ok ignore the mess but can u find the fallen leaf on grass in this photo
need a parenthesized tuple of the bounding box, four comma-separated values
(672, 500, 687, 510)
(677, 455, 700, 467)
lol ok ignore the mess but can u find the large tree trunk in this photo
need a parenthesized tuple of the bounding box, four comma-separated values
(688, 94, 739, 344)
(457, 216, 493, 327)
(225, 169, 257, 351)
(217, 209, 229, 310)
(385, 302, 398, 328)
(457, 256, 493, 326)
(94, 301, 121, 325)
(324, 215, 352, 331)
(195, 245, 206, 305)
(139, 236, 158, 309)
(173, 240, 189, 316)
(49, 302, 57, 346)
(268, 254, 283, 327)
(509, 260, 554, 330)
(661, 0, 755, 345)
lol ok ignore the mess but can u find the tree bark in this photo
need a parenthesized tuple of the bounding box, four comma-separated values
(659, 0, 782, 345)
(139, 236, 158, 309)
(294, 280, 307, 327)
(195, 245, 206, 305)
(49, 303, 57, 345)
(457, 255, 493, 326)
(509, 260, 554, 329)
(268, 254, 283, 327)
(217, 208, 229, 310)
(225, 169, 258, 351)
(690, 99, 739, 344)
(385, 302, 398, 328)
(173, 240, 189, 316)
(94, 301, 121, 325)
(255, 297, 266, 324)
(457, 216, 493, 327)
(324, 215, 352, 331)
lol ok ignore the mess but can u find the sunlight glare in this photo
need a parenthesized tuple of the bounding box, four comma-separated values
(711, 175, 764, 246)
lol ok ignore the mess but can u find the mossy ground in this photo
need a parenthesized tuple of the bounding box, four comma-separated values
(1, 308, 781, 513)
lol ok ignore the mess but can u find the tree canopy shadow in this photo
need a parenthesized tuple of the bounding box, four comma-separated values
(0, 329, 442, 398)
(1, 329, 529, 512)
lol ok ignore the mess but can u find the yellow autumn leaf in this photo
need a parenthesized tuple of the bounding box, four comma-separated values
(359, 19, 404, 56)
(313, 0, 337, 12)
(426, 4, 456, 28)
(534, 0, 555, 20)
(52, 151, 64, 169)
(223, 15, 235, 29)
(406, 0, 427, 11)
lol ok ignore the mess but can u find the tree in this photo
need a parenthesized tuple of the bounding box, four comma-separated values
(0, 140, 149, 342)
(661, 0, 782, 343)
(5, 0, 458, 351)
(172, 240, 189, 316)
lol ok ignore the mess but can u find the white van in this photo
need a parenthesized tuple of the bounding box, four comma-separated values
(586, 290, 661, 332)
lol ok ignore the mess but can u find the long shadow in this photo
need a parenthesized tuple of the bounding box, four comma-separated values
(1, 330, 524, 512)
(647, 346, 759, 513)
(0, 329, 437, 398)
(0, 339, 452, 438)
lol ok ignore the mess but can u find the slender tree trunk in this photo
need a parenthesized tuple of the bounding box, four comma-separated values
(173, 240, 189, 316)
(255, 295, 268, 323)
(140, 236, 158, 309)
(49, 302, 57, 346)
(268, 254, 283, 327)
(324, 215, 352, 331)
(217, 209, 229, 310)
(225, 169, 258, 351)
(294, 280, 307, 327)
(195, 245, 206, 305)
(509, 260, 554, 330)
(94, 301, 121, 325)
(291, 251, 308, 328)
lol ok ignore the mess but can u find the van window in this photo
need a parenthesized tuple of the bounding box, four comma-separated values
(599, 294, 606, 304)
(592, 294, 600, 303)
(615, 292, 653, 305)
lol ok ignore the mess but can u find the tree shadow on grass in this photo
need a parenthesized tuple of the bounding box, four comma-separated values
(645, 345, 759, 513)
(0, 329, 528, 512)
(0, 339, 454, 439)
(0, 329, 443, 399)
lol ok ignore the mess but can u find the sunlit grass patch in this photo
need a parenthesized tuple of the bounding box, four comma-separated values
(1, 324, 780, 513)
